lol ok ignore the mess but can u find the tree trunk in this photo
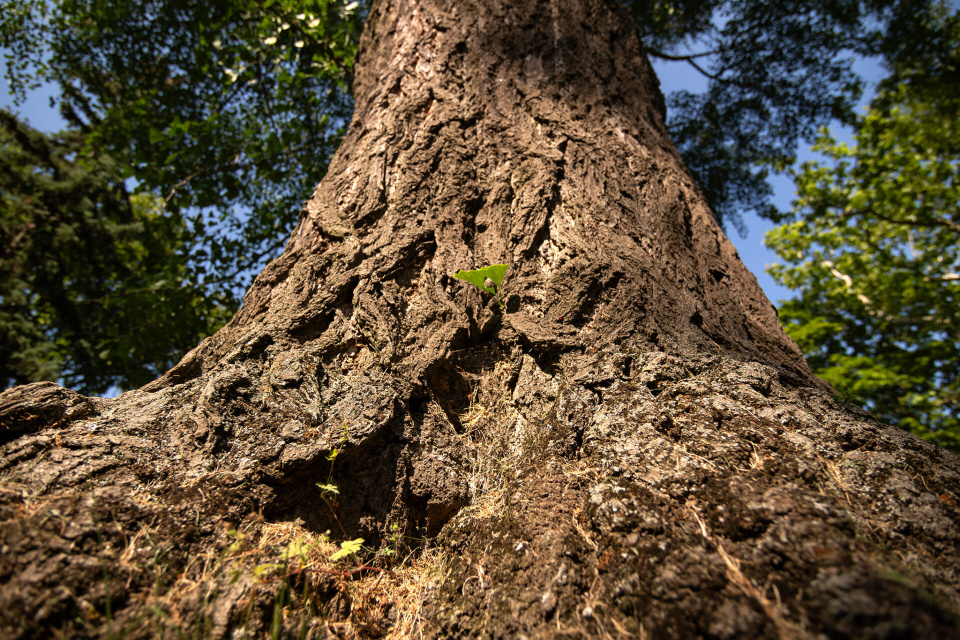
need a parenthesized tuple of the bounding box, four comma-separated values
(2, 0, 958, 638)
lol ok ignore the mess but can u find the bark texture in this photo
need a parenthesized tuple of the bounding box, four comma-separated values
(2, 0, 959, 638)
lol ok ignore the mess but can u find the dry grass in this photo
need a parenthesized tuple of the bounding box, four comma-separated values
(452, 370, 524, 526)
(99, 515, 450, 639)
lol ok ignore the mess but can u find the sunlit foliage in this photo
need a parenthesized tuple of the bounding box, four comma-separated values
(767, 85, 960, 450)
(0, 111, 230, 393)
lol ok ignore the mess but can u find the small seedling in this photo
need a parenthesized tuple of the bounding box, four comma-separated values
(281, 537, 311, 566)
(253, 563, 283, 578)
(316, 423, 350, 536)
(330, 538, 365, 562)
(453, 263, 509, 310)
(379, 520, 401, 560)
(316, 482, 339, 496)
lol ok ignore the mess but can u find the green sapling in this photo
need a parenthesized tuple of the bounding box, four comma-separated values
(453, 263, 509, 310)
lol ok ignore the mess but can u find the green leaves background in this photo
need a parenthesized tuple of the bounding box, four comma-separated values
(767, 82, 960, 450)
(0, 112, 231, 392)
(1, 0, 363, 392)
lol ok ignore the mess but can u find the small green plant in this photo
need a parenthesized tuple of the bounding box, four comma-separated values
(330, 538, 365, 562)
(378, 520, 401, 560)
(317, 423, 350, 536)
(453, 263, 509, 310)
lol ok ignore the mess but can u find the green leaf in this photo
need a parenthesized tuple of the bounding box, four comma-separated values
(281, 537, 310, 561)
(316, 482, 339, 495)
(329, 538, 364, 562)
(253, 563, 282, 576)
(453, 264, 509, 295)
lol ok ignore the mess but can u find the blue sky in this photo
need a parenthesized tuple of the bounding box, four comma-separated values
(652, 55, 884, 305)
(1, 77, 65, 130)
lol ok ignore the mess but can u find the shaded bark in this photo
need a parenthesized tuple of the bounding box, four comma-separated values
(2, 0, 959, 638)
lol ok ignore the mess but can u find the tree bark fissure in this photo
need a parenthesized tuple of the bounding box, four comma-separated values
(2, 0, 959, 638)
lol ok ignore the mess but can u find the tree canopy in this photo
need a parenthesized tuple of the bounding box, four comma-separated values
(3, 0, 363, 301)
(766, 3, 960, 450)
(632, 0, 960, 232)
(0, 111, 229, 393)
(1, 0, 363, 391)
(766, 83, 960, 451)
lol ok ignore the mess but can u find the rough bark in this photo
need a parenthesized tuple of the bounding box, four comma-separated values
(2, 0, 959, 638)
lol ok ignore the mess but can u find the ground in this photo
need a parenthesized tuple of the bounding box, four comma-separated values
(3, 348, 958, 638)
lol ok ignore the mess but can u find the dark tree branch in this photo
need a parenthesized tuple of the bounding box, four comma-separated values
(646, 48, 721, 61)
(864, 206, 960, 236)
